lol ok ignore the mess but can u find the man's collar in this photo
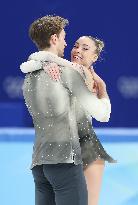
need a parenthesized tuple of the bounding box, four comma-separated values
(20, 50, 84, 74)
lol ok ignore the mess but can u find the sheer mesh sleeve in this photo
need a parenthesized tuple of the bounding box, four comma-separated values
(60, 67, 111, 122)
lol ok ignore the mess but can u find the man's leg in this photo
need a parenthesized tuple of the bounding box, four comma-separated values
(43, 163, 88, 205)
(32, 165, 56, 205)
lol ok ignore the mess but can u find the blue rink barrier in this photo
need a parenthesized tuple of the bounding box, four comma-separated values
(0, 128, 138, 142)
(0, 128, 138, 205)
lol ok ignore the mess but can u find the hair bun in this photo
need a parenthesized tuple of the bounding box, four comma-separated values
(95, 39, 104, 52)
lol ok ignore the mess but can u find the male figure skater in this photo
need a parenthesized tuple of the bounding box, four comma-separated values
(20, 15, 111, 205)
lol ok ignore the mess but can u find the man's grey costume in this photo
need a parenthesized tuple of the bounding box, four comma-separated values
(20, 51, 112, 169)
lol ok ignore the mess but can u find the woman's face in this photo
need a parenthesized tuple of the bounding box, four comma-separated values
(71, 36, 98, 68)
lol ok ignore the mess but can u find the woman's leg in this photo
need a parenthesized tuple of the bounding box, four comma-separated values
(84, 160, 105, 205)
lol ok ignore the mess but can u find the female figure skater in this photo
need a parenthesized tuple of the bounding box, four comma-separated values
(71, 35, 116, 205)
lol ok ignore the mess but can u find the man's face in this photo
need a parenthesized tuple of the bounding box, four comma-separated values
(56, 29, 67, 57)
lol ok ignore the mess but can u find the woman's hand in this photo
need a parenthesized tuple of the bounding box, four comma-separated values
(83, 66, 95, 93)
(43, 62, 60, 81)
(92, 70, 108, 99)
(87, 67, 107, 98)
(92, 71, 106, 89)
